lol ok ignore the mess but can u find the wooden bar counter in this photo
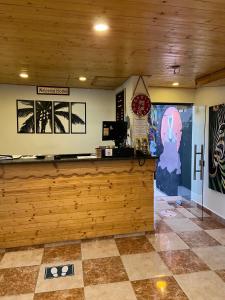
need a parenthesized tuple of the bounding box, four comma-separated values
(0, 157, 155, 248)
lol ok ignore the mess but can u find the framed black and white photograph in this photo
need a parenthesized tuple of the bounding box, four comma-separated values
(71, 102, 86, 134)
(17, 100, 35, 133)
(36, 101, 53, 134)
(53, 101, 70, 134)
(209, 104, 225, 194)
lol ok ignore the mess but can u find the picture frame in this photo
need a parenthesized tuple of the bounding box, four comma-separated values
(17, 99, 35, 133)
(17, 100, 87, 135)
(209, 104, 225, 194)
(36, 101, 53, 134)
(116, 89, 125, 121)
(71, 102, 86, 134)
(53, 101, 70, 134)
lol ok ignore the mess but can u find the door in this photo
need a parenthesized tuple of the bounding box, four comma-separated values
(191, 105, 206, 219)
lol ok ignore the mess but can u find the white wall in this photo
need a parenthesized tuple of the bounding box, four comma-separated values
(195, 87, 225, 219)
(115, 77, 195, 117)
(115, 77, 195, 146)
(150, 87, 195, 103)
(0, 84, 114, 155)
(115, 77, 195, 120)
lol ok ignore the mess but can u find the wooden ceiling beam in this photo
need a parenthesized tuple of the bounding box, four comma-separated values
(196, 68, 225, 87)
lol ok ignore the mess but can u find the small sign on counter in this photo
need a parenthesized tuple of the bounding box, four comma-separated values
(105, 148, 113, 157)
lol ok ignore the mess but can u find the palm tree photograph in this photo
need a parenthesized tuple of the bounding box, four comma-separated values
(54, 101, 86, 134)
(71, 102, 86, 134)
(36, 101, 53, 133)
(53, 102, 70, 133)
(17, 99, 86, 134)
(17, 100, 35, 133)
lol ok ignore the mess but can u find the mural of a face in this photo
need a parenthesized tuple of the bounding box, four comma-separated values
(161, 107, 182, 151)
(153, 104, 193, 197)
(158, 107, 182, 174)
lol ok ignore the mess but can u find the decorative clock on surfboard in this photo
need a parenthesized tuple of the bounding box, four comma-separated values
(131, 93, 151, 117)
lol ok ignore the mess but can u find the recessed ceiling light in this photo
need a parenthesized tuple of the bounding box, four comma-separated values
(19, 72, 29, 79)
(94, 23, 109, 32)
(172, 82, 179, 86)
(79, 76, 87, 82)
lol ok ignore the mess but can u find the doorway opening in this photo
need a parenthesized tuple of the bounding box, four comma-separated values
(149, 103, 206, 219)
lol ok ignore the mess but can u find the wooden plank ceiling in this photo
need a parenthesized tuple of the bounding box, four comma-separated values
(0, 0, 225, 89)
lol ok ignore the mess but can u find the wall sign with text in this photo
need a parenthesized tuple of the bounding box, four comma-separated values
(37, 86, 70, 96)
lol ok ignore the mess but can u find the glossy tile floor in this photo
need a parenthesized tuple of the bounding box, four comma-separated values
(1, 198, 225, 299)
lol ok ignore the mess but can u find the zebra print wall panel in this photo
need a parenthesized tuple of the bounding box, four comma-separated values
(209, 104, 225, 194)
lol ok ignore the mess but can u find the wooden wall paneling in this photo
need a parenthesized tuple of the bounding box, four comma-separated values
(0, 159, 155, 248)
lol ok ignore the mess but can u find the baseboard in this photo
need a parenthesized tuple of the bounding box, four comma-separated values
(195, 202, 225, 226)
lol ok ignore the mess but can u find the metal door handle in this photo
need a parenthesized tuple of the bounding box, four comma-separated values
(194, 144, 204, 180)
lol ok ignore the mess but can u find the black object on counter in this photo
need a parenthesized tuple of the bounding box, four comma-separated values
(102, 121, 127, 147)
(36, 155, 46, 159)
(101, 147, 134, 158)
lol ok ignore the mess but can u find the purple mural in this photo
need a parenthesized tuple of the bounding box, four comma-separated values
(149, 104, 192, 197)
(158, 107, 182, 174)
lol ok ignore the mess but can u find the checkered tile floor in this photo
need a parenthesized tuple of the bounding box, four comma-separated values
(1, 198, 225, 299)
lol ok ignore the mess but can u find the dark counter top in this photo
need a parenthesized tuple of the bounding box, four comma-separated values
(0, 155, 158, 165)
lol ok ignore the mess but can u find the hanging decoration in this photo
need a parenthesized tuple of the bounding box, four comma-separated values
(132, 94, 151, 117)
(131, 76, 151, 155)
(131, 76, 151, 117)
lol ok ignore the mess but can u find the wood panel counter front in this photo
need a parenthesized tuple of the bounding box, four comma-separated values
(0, 158, 155, 248)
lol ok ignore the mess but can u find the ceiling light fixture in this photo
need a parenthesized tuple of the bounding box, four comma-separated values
(170, 65, 181, 75)
(79, 76, 87, 82)
(94, 23, 109, 32)
(172, 82, 179, 86)
(19, 72, 29, 79)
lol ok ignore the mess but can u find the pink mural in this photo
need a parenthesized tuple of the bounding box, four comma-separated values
(158, 107, 182, 174)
